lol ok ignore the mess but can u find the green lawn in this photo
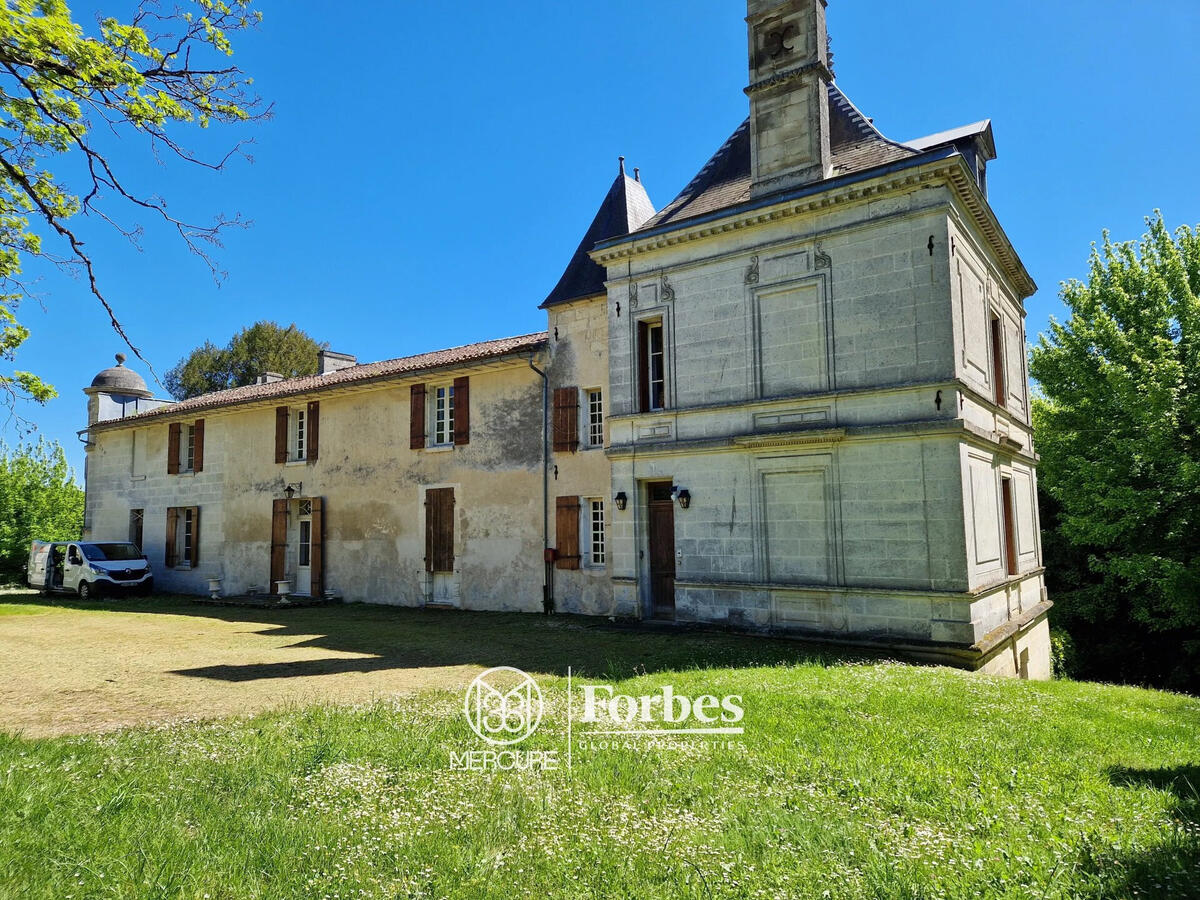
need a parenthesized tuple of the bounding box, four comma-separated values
(0, 594, 1197, 898)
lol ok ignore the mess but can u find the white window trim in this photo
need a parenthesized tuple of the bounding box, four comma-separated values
(183, 424, 196, 473)
(586, 388, 604, 448)
(585, 498, 606, 568)
(291, 407, 307, 462)
(433, 383, 456, 447)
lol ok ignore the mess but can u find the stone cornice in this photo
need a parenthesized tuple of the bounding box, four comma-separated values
(744, 60, 832, 95)
(591, 151, 1036, 301)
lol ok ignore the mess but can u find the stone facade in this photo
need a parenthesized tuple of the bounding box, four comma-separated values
(82, 0, 1050, 678)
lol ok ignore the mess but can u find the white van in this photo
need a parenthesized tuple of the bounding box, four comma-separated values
(27, 540, 154, 600)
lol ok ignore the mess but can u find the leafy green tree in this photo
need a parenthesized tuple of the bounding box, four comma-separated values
(165, 321, 326, 400)
(0, 0, 263, 407)
(0, 439, 82, 577)
(1031, 213, 1199, 691)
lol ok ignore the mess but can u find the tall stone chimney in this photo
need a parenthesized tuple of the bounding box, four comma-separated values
(745, 0, 833, 198)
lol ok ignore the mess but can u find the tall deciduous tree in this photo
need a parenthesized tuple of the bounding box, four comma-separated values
(1031, 213, 1199, 691)
(166, 320, 325, 400)
(0, 0, 264, 407)
(0, 439, 82, 576)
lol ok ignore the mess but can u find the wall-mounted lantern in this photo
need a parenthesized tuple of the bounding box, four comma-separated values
(676, 488, 691, 510)
(614, 491, 628, 511)
(284, 482, 302, 501)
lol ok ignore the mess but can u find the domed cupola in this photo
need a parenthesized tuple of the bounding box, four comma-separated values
(84, 353, 157, 426)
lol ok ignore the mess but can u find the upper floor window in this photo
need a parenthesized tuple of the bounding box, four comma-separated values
(184, 424, 196, 472)
(167, 420, 204, 475)
(587, 389, 604, 447)
(275, 402, 319, 464)
(637, 319, 666, 412)
(990, 314, 1006, 408)
(409, 378, 469, 450)
(434, 384, 455, 446)
(293, 407, 307, 461)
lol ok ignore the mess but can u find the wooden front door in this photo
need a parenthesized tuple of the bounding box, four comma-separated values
(425, 487, 459, 606)
(647, 481, 676, 619)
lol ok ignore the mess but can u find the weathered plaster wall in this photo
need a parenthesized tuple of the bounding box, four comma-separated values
(86, 359, 546, 609)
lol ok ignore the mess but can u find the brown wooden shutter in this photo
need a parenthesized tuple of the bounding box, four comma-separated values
(410, 384, 426, 450)
(270, 498, 288, 592)
(453, 376, 470, 446)
(274, 407, 289, 464)
(192, 419, 205, 472)
(189, 506, 201, 567)
(424, 487, 455, 573)
(167, 423, 181, 475)
(555, 495, 581, 570)
(552, 387, 579, 452)
(310, 496, 324, 597)
(306, 401, 320, 461)
(165, 507, 179, 568)
(637, 322, 651, 413)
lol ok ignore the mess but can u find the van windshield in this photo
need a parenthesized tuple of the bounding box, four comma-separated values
(82, 543, 144, 561)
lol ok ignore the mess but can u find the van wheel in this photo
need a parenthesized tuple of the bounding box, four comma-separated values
(77, 581, 92, 601)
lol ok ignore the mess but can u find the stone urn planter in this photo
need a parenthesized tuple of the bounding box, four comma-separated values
(274, 580, 292, 604)
(207, 577, 223, 600)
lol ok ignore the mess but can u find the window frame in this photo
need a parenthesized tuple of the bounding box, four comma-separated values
(183, 424, 196, 472)
(637, 318, 667, 413)
(433, 383, 456, 446)
(291, 407, 307, 462)
(181, 507, 195, 568)
(128, 508, 144, 550)
(586, 389, 604, 448)
(586, 497, 606, 567)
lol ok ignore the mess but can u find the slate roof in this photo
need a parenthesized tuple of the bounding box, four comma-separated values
(541, 164, 656, 307)
(642, 83, 919, 230)
(94, 332, 549, 427)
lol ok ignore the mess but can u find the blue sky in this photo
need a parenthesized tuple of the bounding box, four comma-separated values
(9, 0, 1199, 474)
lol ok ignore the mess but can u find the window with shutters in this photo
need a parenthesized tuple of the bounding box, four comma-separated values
(165, 506, 200, 569)
(637, 319, 666, 412)
(587, 389, 604, 448)
(169, 420, 203, 474)
(587, 498, 605, 566)
(433, 384, 455, 446)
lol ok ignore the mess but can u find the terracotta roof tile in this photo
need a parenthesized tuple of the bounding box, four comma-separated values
(98, 332, 549, 427)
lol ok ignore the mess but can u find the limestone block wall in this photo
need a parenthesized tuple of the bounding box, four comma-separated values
(606, 190, 958, 423)
(545, 296, 623, 616)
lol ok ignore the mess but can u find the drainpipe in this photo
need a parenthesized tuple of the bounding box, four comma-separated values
(527, 353, 553, 613)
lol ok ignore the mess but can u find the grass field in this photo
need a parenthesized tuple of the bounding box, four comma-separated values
(0, 591, 1197, 899)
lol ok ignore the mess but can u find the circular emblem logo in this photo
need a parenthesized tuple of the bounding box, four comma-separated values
(464, 666, 543, 746)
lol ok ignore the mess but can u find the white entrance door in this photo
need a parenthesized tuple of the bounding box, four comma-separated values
(295, 503, 312, 595)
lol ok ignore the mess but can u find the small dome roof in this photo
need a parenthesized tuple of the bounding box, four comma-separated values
(88, 353, 151, 397)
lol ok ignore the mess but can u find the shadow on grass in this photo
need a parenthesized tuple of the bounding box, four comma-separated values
(1093, 765, 1200, 899)
(0, 588, 885, 682)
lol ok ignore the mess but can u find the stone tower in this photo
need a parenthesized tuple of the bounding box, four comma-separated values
(745, 0, 833, 197)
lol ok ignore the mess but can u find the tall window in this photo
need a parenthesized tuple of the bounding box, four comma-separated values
(588, 499, 606, 566)
(1000, 475, 1017, 575)
(587, 389, 604, 447)
(434, 384, 455, 445)
(990, 314, 1006, 407)
(293, 407, 307, 461)
(128, 509, 144, 550)
(638, 320, 666, 412)
(181, 508, 195, 566)
(184, 425, 196, 472)
(298, 520, 312, 568)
